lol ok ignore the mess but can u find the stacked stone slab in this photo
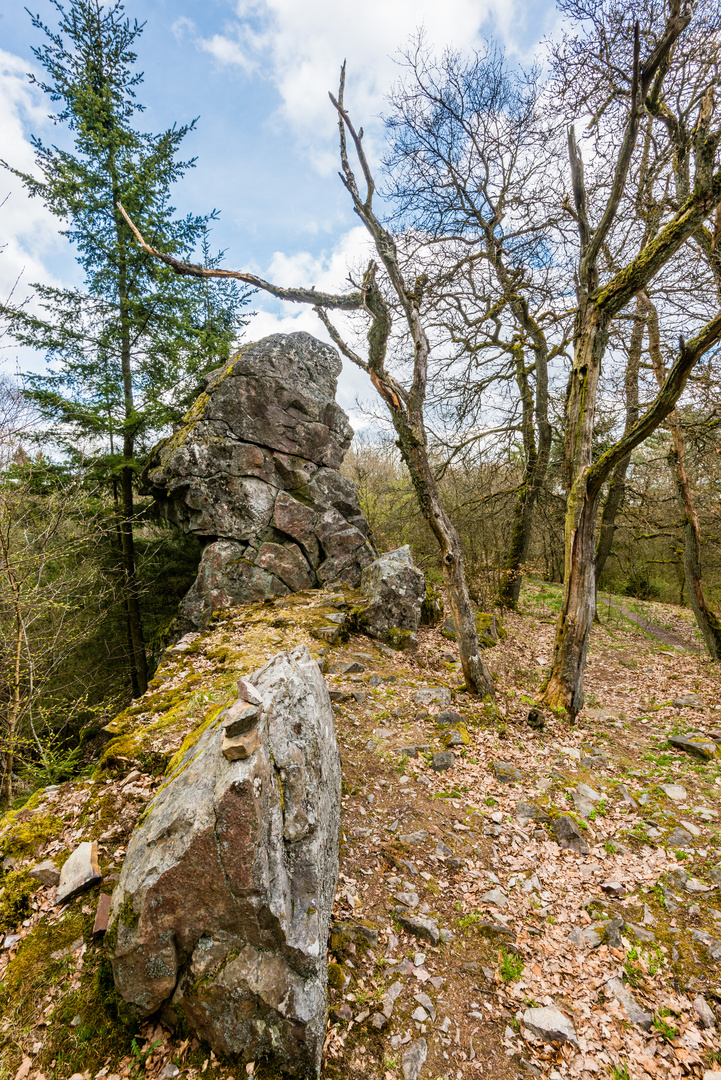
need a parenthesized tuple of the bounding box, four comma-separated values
(109, 646, 341, 1079)
(141, 332, 377, 630)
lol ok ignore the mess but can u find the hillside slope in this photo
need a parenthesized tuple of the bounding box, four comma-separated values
(1, 582, 720, 1080)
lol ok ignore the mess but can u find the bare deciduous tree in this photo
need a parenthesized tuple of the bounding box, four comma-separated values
(118, 66, 497, 698)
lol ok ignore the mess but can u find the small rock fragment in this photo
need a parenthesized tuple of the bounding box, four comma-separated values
(435, 709, 463, 728)
(29, 859, 60, 887)
(413, 687, 451, 706)
(492, 761, 523, 784)
(672, 694, 703, 708)
(221, 726, 260, 761)
(402, 1038, 428, 1080)
(480, 889, 508, 909)
(431, 752, 455, 772)
(693, 994, 716, 1029)
(617, 783, 637, 808)
(396, 912, 440, 946)
(667, 826, 695, 848)
(576, 783, 602, 802)
(552, 815, 589, 855)
(522, 1005, 578, 1047)
(606, 977, 653, 1030)
(516, 802, 550, 824)
(93, 893, 113, 936)
(237, 677, 263, 705)
(57, 841, 102, 904)
(393, 892, 419, 909)
(660, 783, 688, 802)
(669, 735, 718, 761)
(399, 831, 428, 846)
(605, 916, 625, 949)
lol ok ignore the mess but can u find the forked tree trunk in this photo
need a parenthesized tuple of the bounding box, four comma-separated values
(541, 306, 609, 718)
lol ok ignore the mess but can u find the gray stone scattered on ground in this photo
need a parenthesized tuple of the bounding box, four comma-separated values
(435, 709, 463, 728)
(693, 994, 716, 1029)
(413, 687, 452, 707)
(576, 783, 602, 802)
(431, 751, 455, 772)
(480, 889, 508, 909)
(667, 826, 695, 848)
(668, 734, 718, 761)
(492, 761, 523, 784)
(395, 912, 440, 946)
(672, 694, 703, 708)
(515, 802, 550, 825)
(552, 815, 589, 855)
(617, 783, 638, 808)
(399, 831, 428, 846)
(29, 859, 60, 887)
(572, 793, 595, 819)
(660, 783, 688, 802)
(606, 977, 653, 1030)
(522, 1005, 579, 1047)
(57, 841, 102, 904)
(402, 1038, 428, 1080)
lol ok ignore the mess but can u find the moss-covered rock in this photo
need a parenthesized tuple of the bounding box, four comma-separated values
(475, 610, 507, 648)
(420, 583, 444, 626)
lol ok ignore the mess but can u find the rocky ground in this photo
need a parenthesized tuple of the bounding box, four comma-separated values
(0, 581, 720, 1080)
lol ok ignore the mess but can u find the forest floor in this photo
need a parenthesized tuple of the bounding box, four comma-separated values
(1, 580, 721, 1080)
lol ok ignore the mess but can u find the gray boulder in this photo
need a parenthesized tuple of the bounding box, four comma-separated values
(357, 546, 426, 649)
(109, 646, 341, 1079)
(142, 333, 377, 630)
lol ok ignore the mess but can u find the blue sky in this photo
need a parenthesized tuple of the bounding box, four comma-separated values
(0, 0, 558, 418)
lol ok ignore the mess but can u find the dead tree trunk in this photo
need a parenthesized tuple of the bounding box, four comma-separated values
(116, 66, 497, 698)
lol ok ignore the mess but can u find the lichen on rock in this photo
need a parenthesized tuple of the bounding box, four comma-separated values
(109, 644, 341, 1078)
(141, 333, 377, 631)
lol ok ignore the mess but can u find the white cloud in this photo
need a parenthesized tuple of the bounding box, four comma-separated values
(186, 0, 531, 172)
(0, 48, 69, 374)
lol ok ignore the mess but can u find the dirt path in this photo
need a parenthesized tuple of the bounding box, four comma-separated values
(321, 602, 721, 1080)
(605, 599, 703, 653)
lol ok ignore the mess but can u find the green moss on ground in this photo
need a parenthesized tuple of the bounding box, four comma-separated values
(0, 870, 36, 933)
(1, 812, 63, 860)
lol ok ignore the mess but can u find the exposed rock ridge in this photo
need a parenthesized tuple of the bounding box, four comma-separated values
(141, 332, 377, 629)
(109, 645, 341, 1078)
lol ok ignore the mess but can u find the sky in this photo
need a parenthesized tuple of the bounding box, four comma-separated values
(0, 0, 559, 422)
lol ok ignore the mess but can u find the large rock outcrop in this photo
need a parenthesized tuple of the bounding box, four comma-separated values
(142, 332, 377, 629)
(109, 646, 341, 1079)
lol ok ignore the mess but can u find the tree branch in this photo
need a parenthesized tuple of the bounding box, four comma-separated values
(116, 202, 363, 312)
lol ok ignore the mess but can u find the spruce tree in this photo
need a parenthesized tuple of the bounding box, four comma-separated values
(4, 0, 251, 695)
